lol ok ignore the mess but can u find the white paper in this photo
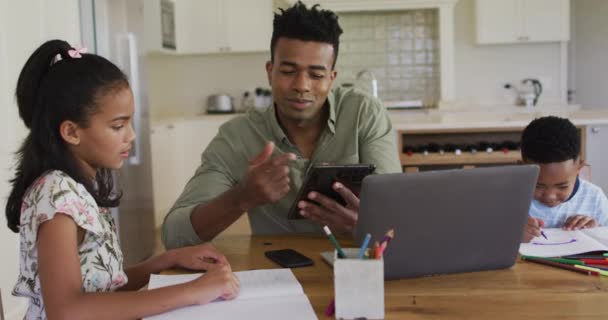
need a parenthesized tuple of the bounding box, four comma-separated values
(144, 269, 317, 320)
(519, 226, 608, 257)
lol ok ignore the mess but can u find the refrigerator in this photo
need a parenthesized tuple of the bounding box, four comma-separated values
(79, 0, 156, 265)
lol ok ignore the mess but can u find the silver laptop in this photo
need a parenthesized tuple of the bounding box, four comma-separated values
(354, 165, 539, 280)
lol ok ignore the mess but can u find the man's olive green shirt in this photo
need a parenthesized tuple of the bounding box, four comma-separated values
(162, 86, 401, 249)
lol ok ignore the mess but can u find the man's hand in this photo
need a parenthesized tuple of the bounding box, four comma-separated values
(298, 182, 359, 233)
(563, 215, 597, 231)
(236, 142, 296, 210)
(522, 216, 545, 243)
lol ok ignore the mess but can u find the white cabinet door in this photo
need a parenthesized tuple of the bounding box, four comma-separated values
(476, 0, 521, 44)
(150, 117, 234, 228)
(476, 0, 569, 44)
(585, 125, 608, 194)
(522, 0, 570, 42)
(224, 0, 272, 53)
(175, 0, 220, 54)
(150, 122, 182, 228)
(147, 0, 272, 54)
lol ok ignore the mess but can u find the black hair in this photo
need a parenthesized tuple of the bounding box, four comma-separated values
(521, 116, 581, 163)
(270, 1, 343, 69)
(5, 39, 129, 233)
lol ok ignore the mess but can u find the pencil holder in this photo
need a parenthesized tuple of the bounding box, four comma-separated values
(334, 248, 384, 320)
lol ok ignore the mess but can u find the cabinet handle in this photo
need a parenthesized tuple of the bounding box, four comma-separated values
(591, 127, 600, 133)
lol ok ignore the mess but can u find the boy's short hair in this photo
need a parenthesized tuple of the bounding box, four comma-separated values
(270, 1, 343, 69)
(521, 116, 581, 163)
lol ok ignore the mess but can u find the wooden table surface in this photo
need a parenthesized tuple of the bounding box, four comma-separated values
(183, 234, 608, 319)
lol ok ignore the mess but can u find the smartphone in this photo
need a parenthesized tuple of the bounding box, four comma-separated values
(287, 163, 376, 219)
(264, 249, 314, 268)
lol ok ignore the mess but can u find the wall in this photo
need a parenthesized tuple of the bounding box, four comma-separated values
(453, 0, 564, 107)
(146, 52, 270, 120)
(569, 0, 608, 109)
(0, 1, 81, 318)
(146, 0, 569, 118)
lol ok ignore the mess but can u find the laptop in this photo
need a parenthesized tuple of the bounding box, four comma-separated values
(354, 165, 539, 280)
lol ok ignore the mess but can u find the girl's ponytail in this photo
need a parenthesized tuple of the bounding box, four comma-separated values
(15, 40, 72, 128)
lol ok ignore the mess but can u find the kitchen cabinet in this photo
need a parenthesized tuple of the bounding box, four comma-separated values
(585, 124, 608, 193)
(476, 0, 570, 44)
(145, 0, 272, 54)
(150, 116, 234, 228)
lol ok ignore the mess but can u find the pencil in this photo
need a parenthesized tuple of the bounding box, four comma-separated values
(380, 229, 395, 249)
(323, 226, 346, 258)
(574, 265, 608, 276)
(520, 255, 584, 266)
(372, 241, 380, 259)
(522, 257, 599, 276)
(357, 233, 372, 259)
(324, 298, 335, 316)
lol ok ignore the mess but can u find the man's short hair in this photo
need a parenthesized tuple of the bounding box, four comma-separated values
(521, 116, 581, 163)
(270, 1, 343, 69)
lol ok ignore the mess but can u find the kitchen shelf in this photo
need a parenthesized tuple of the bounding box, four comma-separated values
(401, 151, 521, 166)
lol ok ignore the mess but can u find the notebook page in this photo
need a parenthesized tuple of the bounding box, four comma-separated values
(144, 294, 317, 320)
(148, 269, 304, 301)
(582, 226, 608, 247)
(519, 228, 608, 257)
(145, 269, 316, 320)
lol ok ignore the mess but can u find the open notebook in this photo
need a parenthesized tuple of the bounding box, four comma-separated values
(519, 226, 608, 257)
(144, 269, 317, 320)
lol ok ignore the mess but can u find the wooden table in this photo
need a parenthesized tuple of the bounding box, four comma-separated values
(198, 234, 608, 319)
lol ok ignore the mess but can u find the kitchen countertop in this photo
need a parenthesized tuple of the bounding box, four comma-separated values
(388, 108, 608, 131)
(151, 107, 608, 131)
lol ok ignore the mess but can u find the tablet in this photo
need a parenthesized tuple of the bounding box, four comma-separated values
(287, 163, 376, 220)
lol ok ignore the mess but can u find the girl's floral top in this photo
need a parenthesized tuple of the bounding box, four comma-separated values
(12, 170, 128, 320)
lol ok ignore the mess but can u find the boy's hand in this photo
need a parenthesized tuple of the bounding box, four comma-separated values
(563, 215, 597, 230)
(522, 216, 545, 243)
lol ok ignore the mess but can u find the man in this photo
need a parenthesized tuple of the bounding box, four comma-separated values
(162, 1, 401, 249)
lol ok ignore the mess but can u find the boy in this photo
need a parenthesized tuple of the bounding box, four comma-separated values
(520, 116, 608, 242)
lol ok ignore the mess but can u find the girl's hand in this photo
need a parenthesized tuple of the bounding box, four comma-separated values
(169, 243, 229, 271)
(563, 215, 597, 230)
(188, 264, 240, 305)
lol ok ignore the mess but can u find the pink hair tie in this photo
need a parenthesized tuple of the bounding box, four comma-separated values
(67, 46, 87, 58)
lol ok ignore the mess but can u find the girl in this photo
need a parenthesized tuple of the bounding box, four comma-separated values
(6, 40, 240, 320)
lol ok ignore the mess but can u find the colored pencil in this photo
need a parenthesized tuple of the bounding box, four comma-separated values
(323, 226, 346, 258)
(574, 265, 608, 276)
(372, 241, 380, 259)
(522, 257, 599, 276)
(580, 259, 608, 265)
(562, 254, 608, 260)
(324, 298, 335, 316)
(521, 255, 584, 266)
(357, 233, 372, 259)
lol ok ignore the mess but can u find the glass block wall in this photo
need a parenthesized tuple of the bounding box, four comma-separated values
(336, 9, 440, 107)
